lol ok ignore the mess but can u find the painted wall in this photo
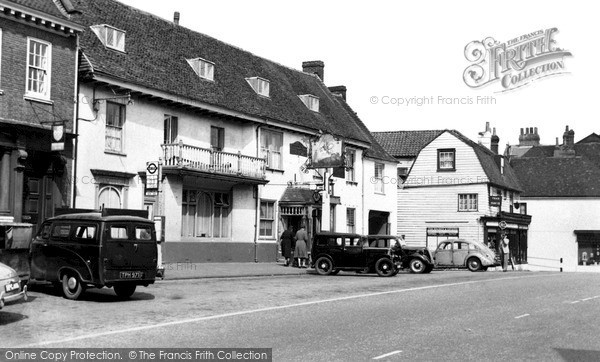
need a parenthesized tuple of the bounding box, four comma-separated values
(524, 198, 600, 272)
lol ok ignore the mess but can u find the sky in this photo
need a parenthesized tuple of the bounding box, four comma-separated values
(119, 0, 598, 150)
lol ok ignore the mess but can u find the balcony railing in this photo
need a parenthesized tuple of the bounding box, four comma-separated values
(162, 141, 266, 179)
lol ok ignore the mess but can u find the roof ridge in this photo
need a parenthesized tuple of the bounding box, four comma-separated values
(112, 0, 320, 81)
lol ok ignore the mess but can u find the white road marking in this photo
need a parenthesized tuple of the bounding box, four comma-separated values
(571, 301, 580, 304)
(18, 273, 563, 348)
(514, 314, 530, 319)
(582, 297, 593, 301)
(373, 350, 402, 360)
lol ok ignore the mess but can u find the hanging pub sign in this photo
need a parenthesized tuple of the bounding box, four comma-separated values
(51, 122, 65, 151)
(145, 161, 160, 196)
(489, 195, 502, 207)
(308, 134, 344, 169)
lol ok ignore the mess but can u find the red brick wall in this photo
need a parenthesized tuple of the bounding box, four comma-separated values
(0, 20, 78, 132)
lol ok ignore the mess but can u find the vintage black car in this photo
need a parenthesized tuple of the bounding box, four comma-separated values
(30, 209, 158, 300)
(366, 235, 434, 274)
(311, 232, 399, 277)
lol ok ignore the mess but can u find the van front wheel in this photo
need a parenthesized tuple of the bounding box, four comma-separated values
(62, 273, 84, 300)
(114, 284, 137, 299)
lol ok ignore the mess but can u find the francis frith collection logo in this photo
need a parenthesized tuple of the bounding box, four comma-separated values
(463, 28, 572, 91)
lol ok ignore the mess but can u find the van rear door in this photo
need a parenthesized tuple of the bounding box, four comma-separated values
(102, 223, 157, 283)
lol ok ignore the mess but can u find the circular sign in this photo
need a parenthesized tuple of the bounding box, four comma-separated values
(499, 221, 507, 230)
(312, 191, 321, 203)
(146, 163, 158, 174)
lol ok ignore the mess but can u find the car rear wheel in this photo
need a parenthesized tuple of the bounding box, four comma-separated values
(315, 257, 334, 275)
(467, 257, 482, 272)
(409, 258, 427, 274)
(375, 258, 395, 277)
(62, 273, 84, 300)
(114, 284, 137, 298)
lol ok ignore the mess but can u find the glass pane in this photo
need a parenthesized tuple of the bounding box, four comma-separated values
(75, 226, 96, 239)
(135, 227, 152, 240)
(51, 225, 71, 238)
(110, 226, 128, 239)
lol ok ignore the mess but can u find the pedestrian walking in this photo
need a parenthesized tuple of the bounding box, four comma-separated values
(280, 225, 294, 266)
(294, 224, 309, 268)
(501, 233, 510, 272)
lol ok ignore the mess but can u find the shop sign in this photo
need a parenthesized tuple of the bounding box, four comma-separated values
(489, 196, 502, 207)
(427, 227, 459, 237)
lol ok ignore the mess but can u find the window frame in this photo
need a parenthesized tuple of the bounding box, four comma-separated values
(246, 77, 270, 97)
(104, 25, 126, 52)
(25, 37, 52, 100)
(298, 94, 319, 112)
(374, 163, 385, 194)
(210, 126, 225, 151)
(345, 148, 356, 182)
(458, 193, 478, 212)
(187, 57, 215, 81)
(437, 148, 456, 172)
(260, 129, 283, 170)
(164, 114, 178, 144)
(346, 208, 356, 233)
(259, 200, 276, 238)
(105, 101, 126, 153)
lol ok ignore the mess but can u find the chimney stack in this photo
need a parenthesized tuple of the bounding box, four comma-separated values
(478, 122, 492, 149)
(491, 127, 500, 154)
(302, 61, 325, 81)
(328, 85, 347, 101)
(563, 125, 575, 146)
(518, 126, 540, 146)
(174, 11, 180, 25)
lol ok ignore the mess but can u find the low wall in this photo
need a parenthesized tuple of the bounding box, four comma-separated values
(162, 242, 278, 263)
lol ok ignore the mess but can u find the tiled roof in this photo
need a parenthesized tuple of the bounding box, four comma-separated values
(372, 130, 444, 158)
(514, 142, 600, 197)
(577, 133, 600, 144)
(4, 0, 78, 19)
(71, 0, 372, 145)
(374, 129, 522, 191)
(279, 188, 316, 204)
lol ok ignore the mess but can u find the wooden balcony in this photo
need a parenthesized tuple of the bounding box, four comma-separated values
(162, 141, 266, 181)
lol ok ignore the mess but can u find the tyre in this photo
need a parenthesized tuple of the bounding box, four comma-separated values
(114, 284, 137, 298)
(61, 273, 84, 300)
(315, 257, 334, 275)
(409, 258, 427, 274)
(467, 257, 482, 272)
(375, 258, 395, 277)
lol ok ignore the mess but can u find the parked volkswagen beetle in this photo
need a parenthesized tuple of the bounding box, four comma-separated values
(0, 262, 27, 309)
(432, 239, 498, 271)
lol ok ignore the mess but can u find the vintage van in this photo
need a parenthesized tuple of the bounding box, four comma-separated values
(30, 210, 158, 300)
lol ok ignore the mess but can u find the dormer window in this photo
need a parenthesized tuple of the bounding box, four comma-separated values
(90, 25, 125, 52)
(299, 94, 319, 112)
(246, 77, 270, 97)
(187, 57, 214, 81)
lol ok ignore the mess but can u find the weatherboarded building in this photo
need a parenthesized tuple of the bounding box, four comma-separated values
(374, 125, 531, 262)
(71, 0, 396, 262)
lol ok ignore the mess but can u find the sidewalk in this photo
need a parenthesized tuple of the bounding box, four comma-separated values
(160, 261, 310, 280)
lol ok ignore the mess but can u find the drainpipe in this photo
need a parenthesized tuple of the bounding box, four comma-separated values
(361, 150, 366, 234)
(253, 124, 264, 262)
(71, 41, 81, 208)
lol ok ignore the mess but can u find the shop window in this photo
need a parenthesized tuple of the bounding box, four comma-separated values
(260, 200, 275, 237)
(182, 190, 230, 238)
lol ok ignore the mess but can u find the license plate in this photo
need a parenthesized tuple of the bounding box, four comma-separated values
(120, 271, 144, 279)
(4, 282, 19, 293)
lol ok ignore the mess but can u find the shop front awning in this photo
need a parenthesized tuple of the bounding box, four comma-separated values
(575, 230, 600, 244)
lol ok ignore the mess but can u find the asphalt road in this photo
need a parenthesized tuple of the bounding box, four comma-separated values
(1, 271, 599, 361)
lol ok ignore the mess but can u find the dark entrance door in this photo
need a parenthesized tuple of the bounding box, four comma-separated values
(368, 211, 390, 235)
(23, 174, 56, 232)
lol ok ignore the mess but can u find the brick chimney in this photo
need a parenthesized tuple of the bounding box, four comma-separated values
(174, 12, 180, 25)
(328, 85, 347, 101)
(302, 61, 324, 81)
(518, 126, 540, 146)
(491, 127, 500, 154)
(563, 125, 575, 146)
(478, 122, 492, 149)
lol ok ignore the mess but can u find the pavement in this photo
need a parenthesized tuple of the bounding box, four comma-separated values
(160, 260, 311, 280)
(159, 260, 524, 280)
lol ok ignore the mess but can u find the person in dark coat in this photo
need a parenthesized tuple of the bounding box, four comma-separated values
(280, 225, 294, 266)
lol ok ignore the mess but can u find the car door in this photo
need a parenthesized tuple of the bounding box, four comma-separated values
(341, 237, 364, 268)
(30, 222, 52, 280)
(435, 241, 453, 266)
(327, 236, 345, 267)
(453, 241, 469, 266)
